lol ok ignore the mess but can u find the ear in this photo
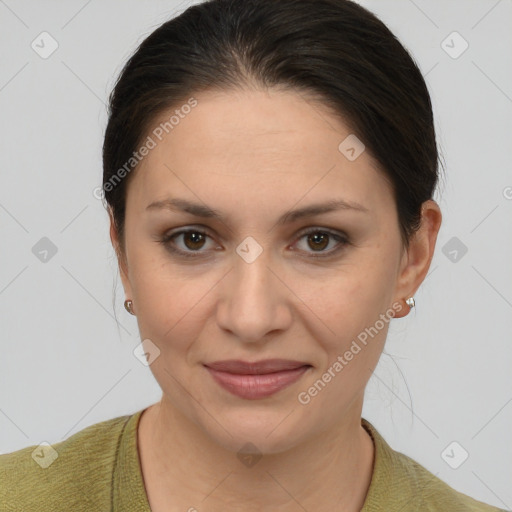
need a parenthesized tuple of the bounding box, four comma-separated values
(108, 208, 132, 299)
(392, 199, 442, 318)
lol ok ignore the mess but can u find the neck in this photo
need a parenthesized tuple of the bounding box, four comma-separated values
(138, 397, 374, 512)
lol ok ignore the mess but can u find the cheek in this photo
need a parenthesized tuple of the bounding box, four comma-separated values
(294, 243, 398, 381)
(135, 281, 207, 346)
(295, 274, 392, 412)
(127, 247, 207, 348)
(302, 255, 397, 337)
(128, 223, 400, 361)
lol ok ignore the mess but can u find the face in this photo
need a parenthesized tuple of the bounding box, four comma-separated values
(114, 87, 421, 454)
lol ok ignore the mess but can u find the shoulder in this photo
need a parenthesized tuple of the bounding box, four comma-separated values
(362, 418, 506, 512)
(0, 413, 134, 511)
(396, 450, 505, 511)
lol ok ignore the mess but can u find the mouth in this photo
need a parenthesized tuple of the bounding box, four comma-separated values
(203, 359, 312, 400)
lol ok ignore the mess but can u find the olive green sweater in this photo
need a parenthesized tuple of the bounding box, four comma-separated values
(0, 409, 506, 511)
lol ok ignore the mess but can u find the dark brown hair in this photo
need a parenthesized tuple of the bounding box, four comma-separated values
(102, 0, 441, 254)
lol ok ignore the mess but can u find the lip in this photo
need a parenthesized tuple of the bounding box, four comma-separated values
(205, 359, 310, 374)
(204, 359, 312, 400)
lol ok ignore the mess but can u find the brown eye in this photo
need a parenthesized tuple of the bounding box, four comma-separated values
(294, 228, 349, 258)
(306, 232, 330, 251)
(160, 228, 215, 258)
(181, 231, 207, 251)
(160, 227, 349, 260)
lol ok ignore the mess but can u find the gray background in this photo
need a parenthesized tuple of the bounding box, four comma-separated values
(1, 0, 511, 508)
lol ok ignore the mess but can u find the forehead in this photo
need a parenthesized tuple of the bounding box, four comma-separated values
(128, 88, 393, 216)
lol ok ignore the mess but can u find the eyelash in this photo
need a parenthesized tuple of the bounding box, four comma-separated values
(159, 226, 350, 260)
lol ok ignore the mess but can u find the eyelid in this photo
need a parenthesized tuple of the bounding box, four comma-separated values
(292, 227, 349, 258)
(160, 225, 349, 258)
(161, 226, 219, 255)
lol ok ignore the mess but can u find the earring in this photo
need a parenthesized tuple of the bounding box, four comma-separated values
(124, 299, 135, 315)
(405, 297, 415, 308)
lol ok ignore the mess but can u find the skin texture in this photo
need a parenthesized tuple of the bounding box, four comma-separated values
(110, 87, 442, 511)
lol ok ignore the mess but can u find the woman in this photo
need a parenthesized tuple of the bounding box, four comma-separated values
(0, 0, 506, 510)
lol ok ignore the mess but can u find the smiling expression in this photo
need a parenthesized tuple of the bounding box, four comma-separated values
(114, 86, 411, 453)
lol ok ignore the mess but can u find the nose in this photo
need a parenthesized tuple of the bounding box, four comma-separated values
(215, 246, 293, 343)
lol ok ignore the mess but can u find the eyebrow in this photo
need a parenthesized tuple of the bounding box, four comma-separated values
(146, 197, 369, 225)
